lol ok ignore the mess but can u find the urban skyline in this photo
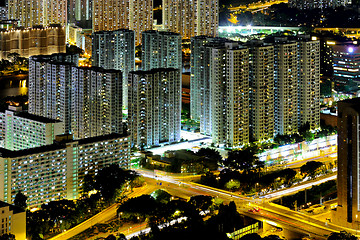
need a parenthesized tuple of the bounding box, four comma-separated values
(0, 0, 359, 239)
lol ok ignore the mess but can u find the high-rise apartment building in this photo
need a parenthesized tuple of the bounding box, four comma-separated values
(0, 25, 66, 60)
(142, 31, 182, 71)
(335, 98, 360, 228)
(68, 0, 92, 23)
(247, 40, 275, 142)
(211, 43, 250, 147)
(8, 0, 67, 27)
(163, 0, 218, 39)
(92, 0, 152, 45)
(273, 37, 299, 135)
(298, 36, 320, 130)
(0, 107, 64, 151)
(128, 68, 181, 149)
(190, 36, 212, 121)
(0, 133, 130, 207)
(29, 54, 123, 139)
(191, 35, 320, 145)
(92, 29, 135, 109)
(71, 67, 123, 139)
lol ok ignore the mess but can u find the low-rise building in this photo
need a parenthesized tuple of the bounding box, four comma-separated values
(0, 201, 26, 240)
(0, 133, 130, 207)
(0, 106, 64, 150)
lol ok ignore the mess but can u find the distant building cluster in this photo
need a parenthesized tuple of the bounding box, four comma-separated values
(0, 25, 66, 60)
(289, 0, 351, 9)
(191, 35, 320, 146)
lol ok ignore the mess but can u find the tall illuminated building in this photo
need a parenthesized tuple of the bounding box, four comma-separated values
(163, 0, 218, 39)
(335, 97, 360, 228)
(273, 37, 299, 135)
(92, 0, 152, 44)
(8, 0, 67, 27)
(128, 68, 181, 149)
(190, 36, 211, 121)
(247, 40, 275, 142)
(92, 29, 135, 109)
(298, 36, 320, 131)
(29, 54, 123, 139)
(333, 44, 360, 92)
(29, 57, 73, 133)
(142, 31, 182, 71)
(211, 42, 249, 147)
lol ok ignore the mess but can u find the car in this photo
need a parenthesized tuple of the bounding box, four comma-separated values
(248, 207, 261, 212)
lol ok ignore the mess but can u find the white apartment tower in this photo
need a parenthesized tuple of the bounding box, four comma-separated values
(8, 0, 67, 27)
(298, 37, 320, 131)
(92, 0, 152, 45)
(273, 38, 299, 135)
(71, 67, 123, 139)
(206, 42, 250, 147)
(247, 41, 275, 142)
(29, 55, 123, 139)
(142, 31, 182, 71)
(128, 68, 181, 149)
(163, 0, 218, 39)
(29, 56, 72, 133)
(190, 36, 211, 121)
(92, 29, 135, 109)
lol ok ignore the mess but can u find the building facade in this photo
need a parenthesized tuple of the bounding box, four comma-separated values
(333, 44, 360, 92)
(0, 107, 64, 151)
(71, 67, 123, 139)
(0, 133, 130, 207)
(128, 68, 181, 149)
(142, 31, 182, 71)
(163, 0, 218, 39)
(0, 25, 66, 60)
(29, 54, 123, 139)
(0, 202, 26, 240)
(273, 38, 299, 135)
(298, 36, 321, 131)
(335, 98, 360, 228)
(92, 0, 152, 45)
(92, 29, 135, 109)
(8, 0, 67, 27)
(247, 41, 275, 142)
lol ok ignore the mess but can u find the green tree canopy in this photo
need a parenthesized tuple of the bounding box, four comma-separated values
(327, 231, 357, 240)
(300, 161, 324, 179)
(14, 191, 27, 210)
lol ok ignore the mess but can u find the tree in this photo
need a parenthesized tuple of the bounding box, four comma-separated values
(189, 195, 213, 214)
(223, 148, 259, 173)
(264, 235, 282, 240)
(196, 148, 222, 171)
(94, 164, 137, 202)
(105, 234, 116, 240)
(327, 231, 357, 240)
(300, 161, 324, 179)
(151, 190, 172, 204)
(0, 233, 16, 240)
(240, 233, 262, 240)
(7, 52, 20, 63)
(224, 179, 240, 191)
(14, 191, 27, 210)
